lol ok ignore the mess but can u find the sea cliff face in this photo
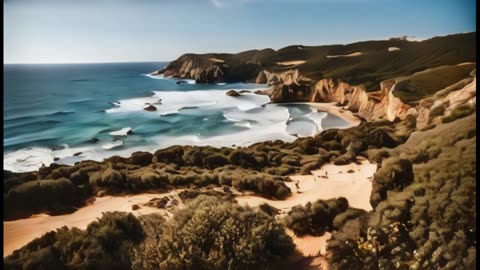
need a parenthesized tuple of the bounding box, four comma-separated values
(258, 65, 476, 123)
(156, 33, 476, 122)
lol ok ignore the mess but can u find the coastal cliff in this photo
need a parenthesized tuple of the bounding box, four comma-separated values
(257, 63, 476, 122)
(155, 32, 476, 122)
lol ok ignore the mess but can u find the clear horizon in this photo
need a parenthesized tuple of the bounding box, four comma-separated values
(4, 0, 476, 64)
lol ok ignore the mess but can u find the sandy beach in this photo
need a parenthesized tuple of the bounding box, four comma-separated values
(308, 102, 361, 126)
(236, 159, 376, 211)
(237, 159, 376, 269)
(3, 192, 179, 257)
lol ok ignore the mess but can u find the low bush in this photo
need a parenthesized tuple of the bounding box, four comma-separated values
(284, 197, 349, 236)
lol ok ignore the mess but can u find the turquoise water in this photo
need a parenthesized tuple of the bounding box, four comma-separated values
(4, 62, 351, 172)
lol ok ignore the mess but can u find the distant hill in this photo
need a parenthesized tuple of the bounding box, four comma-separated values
(155, 32, 476, 91)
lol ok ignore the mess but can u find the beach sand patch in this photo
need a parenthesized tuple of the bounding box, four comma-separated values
(276, 60, 306, 66)
(326, 52, 362, 58)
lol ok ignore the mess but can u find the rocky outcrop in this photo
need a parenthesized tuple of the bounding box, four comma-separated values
(257, 64, 476, 122)
(415, 74, 476, 129)
(155, 53, 263, 83)
(144, 104, 157, 111)
(226, 90, 240, 97)
(155, 54, 225, 83)
(256, 69, 412, 121)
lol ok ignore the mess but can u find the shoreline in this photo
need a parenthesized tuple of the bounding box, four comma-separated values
(4, 100, 360, 173)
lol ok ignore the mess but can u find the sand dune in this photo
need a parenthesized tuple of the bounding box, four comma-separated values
(3, 192, 177, 257)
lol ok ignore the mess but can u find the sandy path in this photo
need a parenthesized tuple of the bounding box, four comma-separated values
(237, 160, 376, 269)
(3, 192, 178, 257)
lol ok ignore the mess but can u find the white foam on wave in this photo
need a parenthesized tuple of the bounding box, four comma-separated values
(109, 127, 132, 136)
(223, 104, 290, 124)
(150, 121, 296, 149)
(286, 120, 318, 137)
(102, 140, 124, 150)
(144, 73, 196, 84)
(4, 144, 94, 172)
(5, 93, 353, 173)
(234, 121, 251, 128)
(106, 89, 271, 115)
(4, 147, 55, 172)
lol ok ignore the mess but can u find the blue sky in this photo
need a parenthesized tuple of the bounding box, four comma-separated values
(4, 0, 476, 63)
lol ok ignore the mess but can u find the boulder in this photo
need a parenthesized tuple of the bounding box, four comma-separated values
(129, 151, 154, 166)
(73, 152, 82, 157)
(226, 90, 240, 97)
(86, 138, 99, 144)
(145, 197, 169, 208)
(144, 104, 157, 111)
(52, 145, 66, 151)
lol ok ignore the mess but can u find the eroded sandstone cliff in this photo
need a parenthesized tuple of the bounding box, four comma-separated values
(155, 32, 476, 122)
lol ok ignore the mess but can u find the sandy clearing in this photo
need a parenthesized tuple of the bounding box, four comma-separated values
(388, 47, 401, 51)
(236, 159, 376, 270)
(237, 160, 376, 211)
(326, 52, 362, 58)
(276, 60, 307, 66)
(3, 192, 180, 257)
(288, 230, 331, 257)
(237, 160, 375, 270)
(209, 57, 225, 63)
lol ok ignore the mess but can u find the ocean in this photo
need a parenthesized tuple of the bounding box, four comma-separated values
(4, 62, 351, 172)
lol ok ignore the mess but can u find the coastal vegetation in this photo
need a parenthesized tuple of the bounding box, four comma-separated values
(5, 196, 295, 270)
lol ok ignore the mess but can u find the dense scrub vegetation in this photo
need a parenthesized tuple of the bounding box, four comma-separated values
(3, 116, 415, 220)
(328, 113, 476, 270)
(4, 212, 144, 270)
(132, 195, 295, 270)
(284, 197, 350, 236)
(4, 178, 91, 220)
(5, 196, 295, 270)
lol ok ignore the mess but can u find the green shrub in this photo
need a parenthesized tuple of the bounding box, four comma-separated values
(4, 178, 88, 220)
(232, 174, 291, 199)
(145, 196, 295, 270)
(5, 212, 144, 270)
(284, 197, 349, 236)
